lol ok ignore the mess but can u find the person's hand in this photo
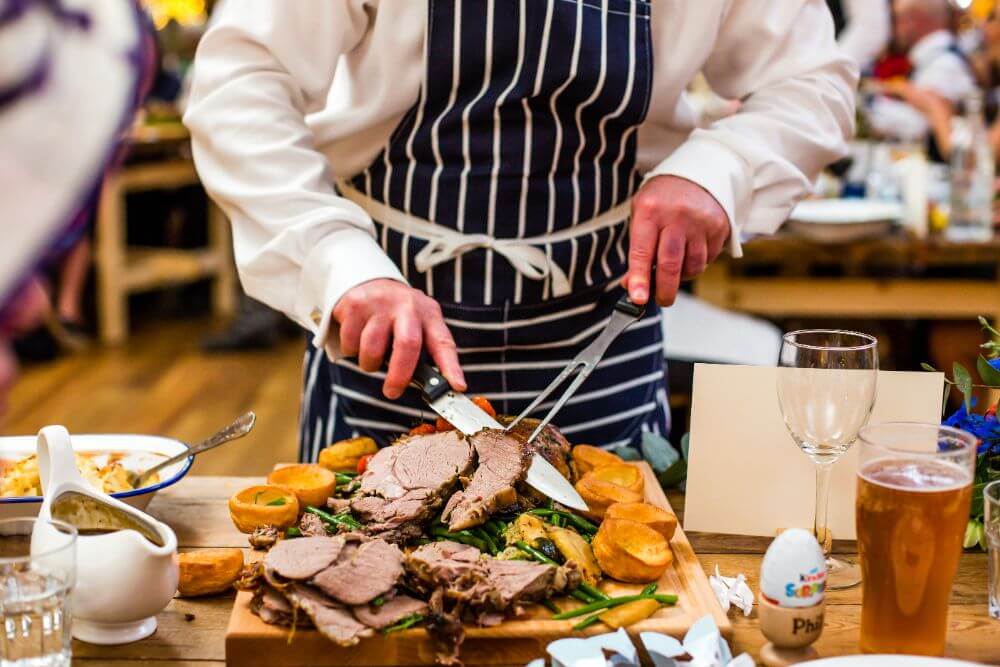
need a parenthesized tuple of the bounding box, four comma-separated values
(622, 175, 730, 307)
(333, 278, 465, 400)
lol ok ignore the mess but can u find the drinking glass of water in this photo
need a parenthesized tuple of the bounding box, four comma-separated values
(0, 518, 76, 667)
(986, 480, 1000, 621)
(777, 329, 878, 590)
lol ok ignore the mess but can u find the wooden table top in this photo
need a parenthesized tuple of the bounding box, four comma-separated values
(77, 476, 1000, 666)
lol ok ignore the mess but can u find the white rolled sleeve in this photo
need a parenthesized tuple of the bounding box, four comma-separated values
(646, 0, 858, 255)
(184, 0, 405, 349)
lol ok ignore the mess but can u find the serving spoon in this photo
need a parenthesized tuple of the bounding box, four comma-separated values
(129, 411, 256, 488)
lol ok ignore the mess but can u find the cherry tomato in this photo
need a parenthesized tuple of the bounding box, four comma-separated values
(357, 453, 374, 474)
(471, 395, 496, 418)
(435, 417, 456, 432)
(408, 423, 437, 436)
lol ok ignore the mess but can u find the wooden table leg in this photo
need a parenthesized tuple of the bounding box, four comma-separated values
(95, 176, 127, 345)
(208, 202, 237, 318)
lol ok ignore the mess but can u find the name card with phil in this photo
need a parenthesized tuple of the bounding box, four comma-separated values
(683, 365, 944, 540)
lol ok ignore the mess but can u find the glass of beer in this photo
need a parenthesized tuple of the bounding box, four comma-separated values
(856, 422, 977, 656)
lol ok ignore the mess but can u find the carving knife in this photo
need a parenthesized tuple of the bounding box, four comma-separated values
(410, 362, 589, 512)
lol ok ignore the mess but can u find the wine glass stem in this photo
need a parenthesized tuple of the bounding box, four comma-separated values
(814, 461, 834, 555)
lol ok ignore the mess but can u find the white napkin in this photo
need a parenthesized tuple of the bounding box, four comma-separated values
(708, 566, 754, 617)
(526, 628, 637, 667)
(641, 616, 754, 667)
(527, 616, 751, 667)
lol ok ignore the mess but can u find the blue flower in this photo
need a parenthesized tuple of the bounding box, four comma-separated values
(944, 401, 1000, 455)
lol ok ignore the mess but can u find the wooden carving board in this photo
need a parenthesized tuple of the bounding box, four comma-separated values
(226, 462, 730, 666)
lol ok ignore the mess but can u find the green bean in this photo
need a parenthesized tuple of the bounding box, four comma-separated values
(305, 506, 361, 530)
(432, 528, 488, 552)
(572, 614, 603, 631)
(641, 583, 658, 596)
(527, 509, 598, 534)
(539, 599, 560, 614)
(551, 594, 678, 620)
(472, 528, 498, 555)
(516, 541, 557, 565)
(571, 589, 597, 604)
(334, 472, 355, 485)
(382, 613, 425, 634)
(285, 527, 302, 538)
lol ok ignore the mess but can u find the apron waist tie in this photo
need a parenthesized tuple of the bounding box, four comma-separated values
(336, 180, 631, 298)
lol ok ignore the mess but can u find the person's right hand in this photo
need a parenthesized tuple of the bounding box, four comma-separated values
(333, 279, 465, 400)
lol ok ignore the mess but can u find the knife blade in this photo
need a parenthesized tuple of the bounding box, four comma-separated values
(411, 362, 589, 512)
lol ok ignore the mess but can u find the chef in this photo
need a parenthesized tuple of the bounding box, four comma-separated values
(185, 1, 856, 460)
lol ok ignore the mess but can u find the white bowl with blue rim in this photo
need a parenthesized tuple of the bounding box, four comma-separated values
(0, 433, 193, 519)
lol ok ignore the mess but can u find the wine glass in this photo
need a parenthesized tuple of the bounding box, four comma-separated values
(777, 329, 878, 590)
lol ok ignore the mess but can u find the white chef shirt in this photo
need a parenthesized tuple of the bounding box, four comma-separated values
(184, 0, 857, 343)
(838, 0, 891, 71)
(868, 30, 977, 142)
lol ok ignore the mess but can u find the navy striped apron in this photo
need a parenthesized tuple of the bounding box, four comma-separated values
(300, 0, 669, 460)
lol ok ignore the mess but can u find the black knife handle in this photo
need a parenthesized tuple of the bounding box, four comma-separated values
(410, 359, 451, 402)
(614, 293, 645, 319)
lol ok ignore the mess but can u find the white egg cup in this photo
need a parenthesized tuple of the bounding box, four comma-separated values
(31, 425, 179, 645)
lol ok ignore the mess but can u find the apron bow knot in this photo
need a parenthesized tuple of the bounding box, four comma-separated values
(414, 234, 571, 297)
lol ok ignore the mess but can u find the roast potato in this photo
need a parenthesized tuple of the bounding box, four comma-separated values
(505, 513, 549, 548)
(587, 463, 644, 496)
(598, 597, 660, 629)
(591, 518, 672, 583)
(318, 436, 378, 471)
(177, 548, 245, 597)
(547, 525, 602, 585)
(574, 474, 643, 519)
(571, 445, 623, 476)
(228, 485, 299, 533)
(266, 464, 336, 509)
(604, 502, 677, 540)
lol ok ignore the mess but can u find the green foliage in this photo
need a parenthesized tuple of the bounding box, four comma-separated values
(953, 362, 973, 413)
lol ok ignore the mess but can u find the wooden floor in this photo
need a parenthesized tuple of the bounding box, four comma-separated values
(3, 320, 304, 476)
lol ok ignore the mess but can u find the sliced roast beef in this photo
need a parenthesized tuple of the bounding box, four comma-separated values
(264, 535, 344, 580)
(482, 558, 577, 607)
(350, 431, 474, 535)
(284, 583, 373, 647)
(442, 429, 529, 531)
(251, 584, 313, 627)
(298, 512, 329, 537)
(404, 540, 485, 596)
(426, 588, 464, 667)
(405, 541, 579, 611)
(352, 593, 428, 629)
(311, 537, 404, 605)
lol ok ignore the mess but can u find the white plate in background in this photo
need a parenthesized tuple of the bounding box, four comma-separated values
(788, 199, 902, 243)
(0, 434, 192, 518)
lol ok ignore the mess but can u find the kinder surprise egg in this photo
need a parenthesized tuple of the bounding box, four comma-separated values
(759, 528, 827, 608)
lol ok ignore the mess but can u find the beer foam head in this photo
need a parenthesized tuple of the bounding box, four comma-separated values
(760, 528, 827, 608)
(860, 458, 972, 492)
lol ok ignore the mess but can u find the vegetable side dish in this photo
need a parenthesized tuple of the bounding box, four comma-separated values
(0, 453, 159, 497)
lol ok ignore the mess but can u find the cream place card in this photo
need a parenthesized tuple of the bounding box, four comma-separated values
(683, 364, 945, 540)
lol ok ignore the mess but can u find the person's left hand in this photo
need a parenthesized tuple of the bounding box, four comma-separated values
(622, 175, 730, 307)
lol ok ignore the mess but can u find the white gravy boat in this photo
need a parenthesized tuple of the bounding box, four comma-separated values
(31, 425, 179, 644)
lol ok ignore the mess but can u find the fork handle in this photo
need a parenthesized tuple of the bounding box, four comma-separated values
(614, 294, 645, 319)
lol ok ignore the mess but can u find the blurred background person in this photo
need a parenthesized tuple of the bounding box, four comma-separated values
(828, 0, 893, 71)
(0, 0, 144, 417)
(867, 0, 976, 157)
